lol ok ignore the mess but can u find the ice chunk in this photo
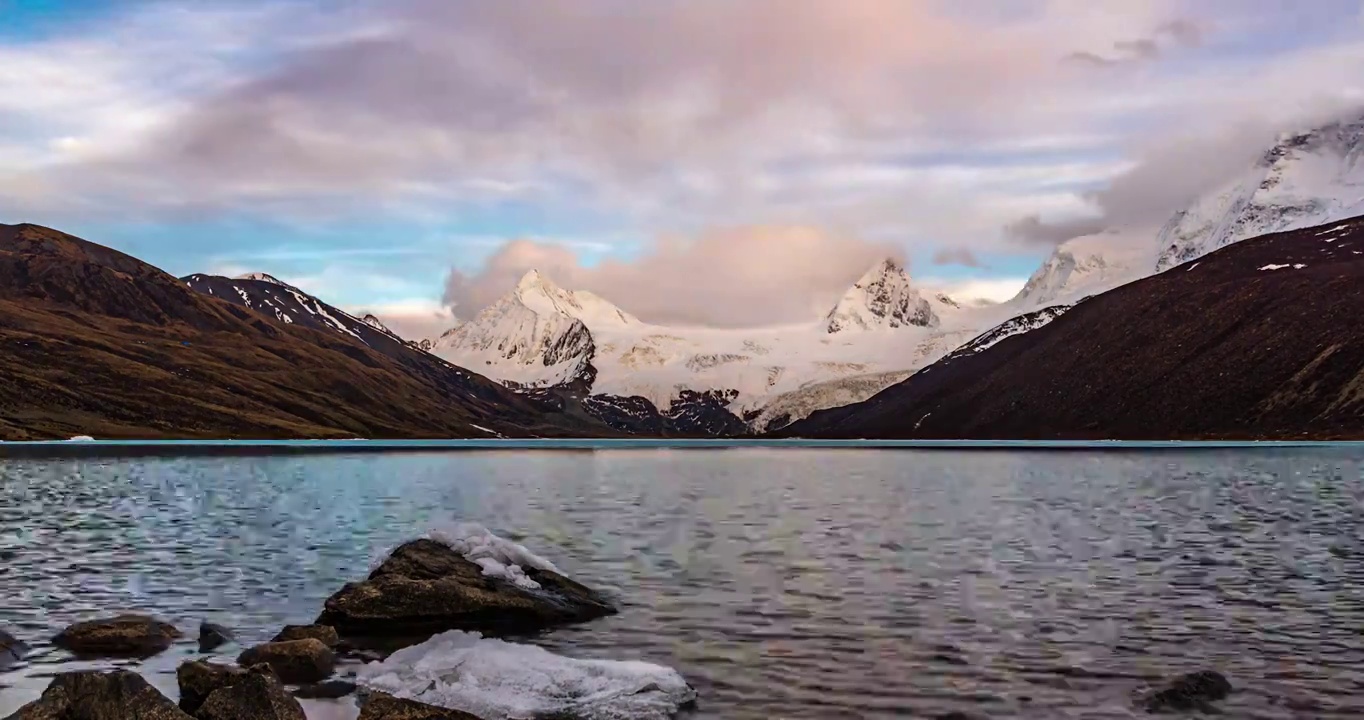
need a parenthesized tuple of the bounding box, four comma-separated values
(67, 435, 95, 442)
(370, 522, 560, 590)
(1258, 263, 1290, 271)
(355, 630, 697, 720)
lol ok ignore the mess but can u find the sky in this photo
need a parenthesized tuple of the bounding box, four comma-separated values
(2, 0, 1364, 338)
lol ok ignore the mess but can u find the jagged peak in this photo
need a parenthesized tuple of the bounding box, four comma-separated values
(507, 268, 639, 329)
(825, 257, 936, 332)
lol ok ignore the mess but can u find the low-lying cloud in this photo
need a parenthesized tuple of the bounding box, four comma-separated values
(443, 226, 902, 327)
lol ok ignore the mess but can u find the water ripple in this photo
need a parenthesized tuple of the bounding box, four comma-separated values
(1, 448, 1363, 718)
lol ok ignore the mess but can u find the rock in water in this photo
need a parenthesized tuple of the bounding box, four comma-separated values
(357, 692, 482, 720)
(237, 639, 336, 684)
(316, 538, 615, 638)
(177, 660, 277, 713)
(198, 622, 233, 653)
(1144, 670, 1233, 713)
(52, 615, 182, 658)
(195, 671, 305, 720)
(271, 624, 339, 647)
(0, 627, 29, 670)
(5, 669, 192, 719)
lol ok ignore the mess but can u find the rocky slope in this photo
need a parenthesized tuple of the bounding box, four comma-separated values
(0, 223, 612, 440)
(781, 215, 1364, 440)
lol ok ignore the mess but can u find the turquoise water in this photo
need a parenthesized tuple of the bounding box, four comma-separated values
(0, 438, 1353, 454)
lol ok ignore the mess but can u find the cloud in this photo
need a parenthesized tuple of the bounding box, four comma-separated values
(1065, 17, 1204, 66)
(352, 299, 457, 342)
(931, 247, 988, 268)
(921, 276, 1029, 305)
(443, 226, 901, 327)
(1005, 118, 1292, 245)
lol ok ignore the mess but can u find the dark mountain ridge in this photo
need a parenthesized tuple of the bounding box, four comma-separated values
(0, 223, 613, 440)
(781, 215, 1364, 440)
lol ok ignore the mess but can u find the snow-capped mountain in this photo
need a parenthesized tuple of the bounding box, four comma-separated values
(1016, 113, 1364, 309)
(824, 259, 939, 332)
(433, 260, 995, 430)
(431, 270, 629, 388)
(1155, 118, 1364, 271)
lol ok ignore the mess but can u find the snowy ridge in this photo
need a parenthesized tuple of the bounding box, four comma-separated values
(1017, 112, 1364, 309)
(356, 630, 697, 720)
(1156, 118, 1364, 271)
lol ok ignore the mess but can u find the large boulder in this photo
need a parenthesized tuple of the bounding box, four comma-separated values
(237, 639, 335, 684)
(271, 624, 339, 647)
(357, 692, 482, 720)
(176, 660, 275, 713)
(316, 539, 615, 638)
(52, 615, 182, 658)
(4, 669, 191, 720)
(0, 627, 28, 671)
(195, 671, 305, 720)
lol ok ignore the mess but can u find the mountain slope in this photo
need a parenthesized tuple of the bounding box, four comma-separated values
(1016, 113, 1364, 310)
(0, 223, 611, 440)
(782, 215, 1364, 440)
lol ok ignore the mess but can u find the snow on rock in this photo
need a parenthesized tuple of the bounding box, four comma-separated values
(355, 630, 697, 720)
(371, 522, 560, 590)
(824, 258, 938, 333)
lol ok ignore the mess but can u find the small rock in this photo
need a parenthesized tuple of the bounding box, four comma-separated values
(1144, 670, 1233, 713)
(238, 639, 336, 684)
(0, 627, 29, 670)
(198, 622, 234, 653)
(294, 679, 357, 699)
(177, 660, 277, 713)
(6, 669, 192, 719)
(272, 624, 339, 647)
(357, 691, 483, 719)
(196, 670, 305, 720)
(52, 614, 182, 658)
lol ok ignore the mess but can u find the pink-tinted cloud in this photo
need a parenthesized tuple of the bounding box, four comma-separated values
(443, 226, 903, 327)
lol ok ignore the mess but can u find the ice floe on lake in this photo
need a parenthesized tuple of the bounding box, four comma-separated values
(356, 630, 697, 720)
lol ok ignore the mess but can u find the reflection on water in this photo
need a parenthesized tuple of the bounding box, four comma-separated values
(2, 449, 1364, 718)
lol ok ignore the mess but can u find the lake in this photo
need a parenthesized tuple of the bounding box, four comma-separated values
(2, 447, 1363, 718)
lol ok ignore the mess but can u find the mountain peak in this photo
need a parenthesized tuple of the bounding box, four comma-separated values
(825, 258, 937, 333)
(235, 272, 295, 289)
(516, 268, 546, 290)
